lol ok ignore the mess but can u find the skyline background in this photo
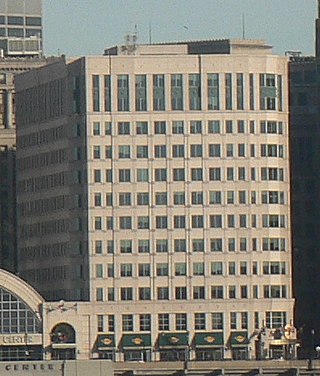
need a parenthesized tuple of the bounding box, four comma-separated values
(43, 0, 316, 57)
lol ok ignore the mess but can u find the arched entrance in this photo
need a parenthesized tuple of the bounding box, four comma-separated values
(50, 323, 76, 360)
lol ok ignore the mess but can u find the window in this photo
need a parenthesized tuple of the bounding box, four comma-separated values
(156, 239, 168, 253)
(238, 167, 246, 181)
(174, 239, 186, 252)
(174, 192, 185, 205)
(139, 287, 151, 300)
(96, 288, 103, 301)
(119, 216, 132, 230)
(156, 216, 167, 229)
(157, 263, 169, 276)
(238, 144, 245, 157)
(226, 120, 233, 133)
(155, 168, 167, 182)
(174, 215, 186, 229)
(158, 314, 170, 331)
(172, 120, 184, 134)
(93, 122, 101, 135)
(136, 145, 148, 158)
(208, 73, 220, 110)
(155, 145, 167, 158)
(155, 192, 167, 205)
(175, 287, 187, 300)
(260, 74, 277, 111)
(262, 215, 286, 228)
(195, 313, 206, 330)
(106, 169, 113, 182)
(94, 169, 101, 183)
(237, 74, 244, 110)
(212, 313, 223, 330)
(190, 144, 203, 157)
(119, 192, 131, 206)
(94, 193, 102, 206)
(192, 239, 204, 253)
(96, 264, 103, 278)
(209, 144, 221, 157)
(153, 74, 165, 110)
(211, 238, 222, 252)
(94, 217, 102, 230)
(93, 146, 101, 159)
(106, 193, 112, 206)
(209, 168, 221, 181)
(266, 312, 287, 328)
(226, 144, 234, 157)
(172, 144, 185, 158)
(209, 191, 221, 204)
(138, 239, 150, 253)
(175, 263, 187, 276)
(122, 315, 133, 331)
(229, 286, 236, 299)
(176, 313, 187, 330)
(227, 168, 234, 181)
(136, 121, 148, 134)
(120, 240, 132, 253)
(121, 264, 132, 277)
(171, 74, 183, 110)
(225, 73, 232, 110)
(210, 215, 222, 228)
(119, 169, 131, 182)
(137, 168, 149, 182)
(241, 312, 248, 329)
(157, 287, 169, 300)
(154, 121, 166, 134)
(137, 192, 149, 205)
(107, 264, 114, 277)
(118, 75, 129, 111)
(118, 121, 130, 135)
(211, 286, 223, 299)
(227, 215, 235, 228)
(106, 217, 113, 230)
(190, 120, 202, 134)
(189, 74, 201, 110)
(211, 262, 223, 275)
(121, 287, 133, 301)
(239, 214, 247, 228)
(230, 313, 237, 330)
(191, 168, 203, 181)
(135, 75, 147, 111)
(193, 262, 205, 276)
(139, 314, 151, 331)
(173, 168, 185, 181)
(107, 241, 114, 254)
(118, 145, 130, 159)
(192, 215, 203, 228)
(107, 288, 115, 301)
(228, 262, 235, 275)
(228, 238, 235, 252)
(207, 120, 221, 135)
(240, 238, 247, 251)
(92, 75, 100, 112)
(263, 286, 287, 299)
(97, 315, 104, 332)
(95, 240, 103, 254)
(138, 216, 149, 229)
(191, 191, 203, 205)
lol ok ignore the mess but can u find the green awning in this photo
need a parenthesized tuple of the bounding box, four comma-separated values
(120, 334, 151, 349)
(158, 332, 189, 348)
(229, 331, 249, 347)
(193, 332, 224, 348)
(97, 334, 115, 350)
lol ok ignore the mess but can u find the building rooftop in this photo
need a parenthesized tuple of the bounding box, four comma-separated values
(104, 38, 273, 57)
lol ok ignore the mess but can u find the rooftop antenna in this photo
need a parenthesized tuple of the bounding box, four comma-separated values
(242, 14, 246, 39)
(149, 21, 152, 44)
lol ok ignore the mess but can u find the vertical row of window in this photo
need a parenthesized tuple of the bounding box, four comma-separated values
(92, 73, 283, 112)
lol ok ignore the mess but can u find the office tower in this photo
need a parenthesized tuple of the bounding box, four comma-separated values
(0, 0, 42, 58)
(290, 2, 320, 358)
(15, 39, 295, 361)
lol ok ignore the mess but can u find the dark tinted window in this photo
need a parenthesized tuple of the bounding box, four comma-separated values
(8, 16, 23, 25)
(0, 16, 5, 25)
(26, 17, 41, 26)
(8, 28, 24, 37)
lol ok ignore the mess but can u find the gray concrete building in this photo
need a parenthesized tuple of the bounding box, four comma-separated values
(15, 39, 295, 361)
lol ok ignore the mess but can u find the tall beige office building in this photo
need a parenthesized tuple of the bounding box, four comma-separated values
(15, 39, 295, 361)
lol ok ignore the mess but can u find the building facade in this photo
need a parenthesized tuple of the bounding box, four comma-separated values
(0, 0, 42, 58)
(15, 39, 295, 361)
(289, 2, 320, 358)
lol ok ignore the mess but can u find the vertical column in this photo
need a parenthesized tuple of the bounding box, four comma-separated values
(5, 89, 12, 129)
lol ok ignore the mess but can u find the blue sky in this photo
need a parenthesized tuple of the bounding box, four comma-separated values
(43, 0, 316, 57)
